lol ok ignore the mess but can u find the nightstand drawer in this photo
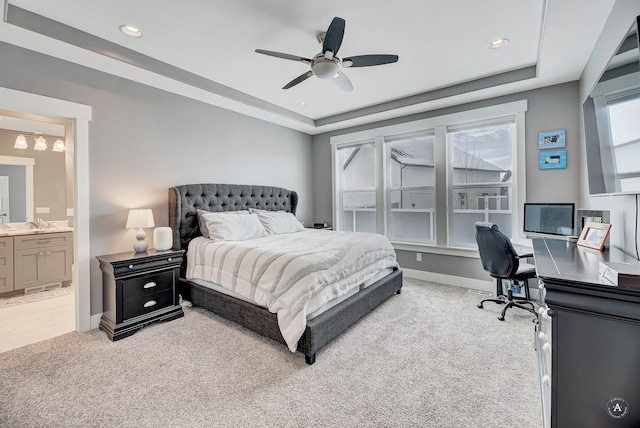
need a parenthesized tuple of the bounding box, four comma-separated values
(121, 270, 174, 300)
(123, 289, 175, 320)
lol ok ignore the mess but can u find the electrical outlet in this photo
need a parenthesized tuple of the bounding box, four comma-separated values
(416, 252, 422, 262)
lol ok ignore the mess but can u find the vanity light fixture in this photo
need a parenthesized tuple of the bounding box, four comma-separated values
(126, 209, 155, 253)
(488, 38, 509, 49)
(33, 135, 48, 151)
(52, 139, 66, 152)
(13, 133, 66, 152)
(120, 24, 143, 38)
(14, 134, 28, 149)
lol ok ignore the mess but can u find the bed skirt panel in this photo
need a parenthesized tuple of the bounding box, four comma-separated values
(179, 268, 402, 362)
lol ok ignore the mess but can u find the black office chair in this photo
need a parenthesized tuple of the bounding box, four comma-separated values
(475, 222, 537, 321)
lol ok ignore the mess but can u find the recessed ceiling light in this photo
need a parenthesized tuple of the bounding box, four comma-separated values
(488, 38, 509, 49)
(297, 102, 308, 108)
(120, 24, 143, 38)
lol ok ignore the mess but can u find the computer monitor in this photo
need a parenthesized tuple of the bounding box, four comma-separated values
(523, 203, 575, 237)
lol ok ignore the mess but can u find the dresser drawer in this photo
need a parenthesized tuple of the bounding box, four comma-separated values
(14, 232, 72, 250)
(122, 289, 175, 320)
(121, 270, 175, 300)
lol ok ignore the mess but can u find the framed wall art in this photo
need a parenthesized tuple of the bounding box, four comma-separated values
(539, 150, 567, 169)
(538, 129, 566, 149)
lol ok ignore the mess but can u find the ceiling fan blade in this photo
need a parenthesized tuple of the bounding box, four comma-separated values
(283, 71, 314, 89)
(332, 70, 353, 92)
(323, 17, 345, 58)
(342, 54, 399, 68)
(255, 49, 312, 64)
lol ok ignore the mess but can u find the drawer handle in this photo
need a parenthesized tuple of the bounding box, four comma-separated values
(143, 281, 157, 289)
(37, 240, 51, 244)
(143, 300, 157, 308)
(129, 264, 134, 269)
(168, 258, 172, 262)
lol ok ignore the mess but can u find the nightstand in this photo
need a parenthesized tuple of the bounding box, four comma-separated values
(96, 249, 184, 341)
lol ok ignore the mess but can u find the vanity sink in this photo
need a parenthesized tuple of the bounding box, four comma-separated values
(0, 221, 73, 236)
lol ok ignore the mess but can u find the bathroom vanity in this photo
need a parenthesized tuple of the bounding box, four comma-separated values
(0, 221, 73, 296)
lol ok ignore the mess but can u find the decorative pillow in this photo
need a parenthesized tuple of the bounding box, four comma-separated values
(256, 211, 304, 234)
(197, 209, 249, 238)
(203, 212, 266, 242)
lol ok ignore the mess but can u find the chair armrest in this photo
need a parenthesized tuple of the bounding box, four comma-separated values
(517, 252, 533, 259)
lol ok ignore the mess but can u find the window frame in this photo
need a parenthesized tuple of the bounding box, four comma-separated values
(331, 100, 528, 255)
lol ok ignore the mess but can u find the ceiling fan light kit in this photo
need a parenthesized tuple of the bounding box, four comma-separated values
(255, 17, 399, 92)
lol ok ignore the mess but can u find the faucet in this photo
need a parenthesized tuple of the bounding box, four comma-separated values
(30, 219, 48, 230)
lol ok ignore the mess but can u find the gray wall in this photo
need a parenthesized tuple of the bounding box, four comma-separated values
(579, 0, 640, 258)
(312, 82, 582, 281)
(0, 41, 313, 315)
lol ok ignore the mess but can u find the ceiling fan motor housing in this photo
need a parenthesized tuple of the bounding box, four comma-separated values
(312, 56, 339, 79)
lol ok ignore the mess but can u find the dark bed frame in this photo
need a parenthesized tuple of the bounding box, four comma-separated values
(169, 183, 402, 364)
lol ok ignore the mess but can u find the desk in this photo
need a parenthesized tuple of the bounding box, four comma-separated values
(533, 238, 640, 428)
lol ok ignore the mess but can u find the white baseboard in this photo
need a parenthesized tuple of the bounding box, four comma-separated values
(90, 313, 102, 330)
(401, 268, 493, 294)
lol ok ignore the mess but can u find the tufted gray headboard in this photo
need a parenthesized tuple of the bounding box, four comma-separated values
(169, 183, 298, 251)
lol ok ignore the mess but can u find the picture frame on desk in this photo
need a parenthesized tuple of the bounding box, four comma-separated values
(577, 222, 611, 251)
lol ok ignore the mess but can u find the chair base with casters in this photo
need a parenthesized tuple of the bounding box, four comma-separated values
(478, 279, 537, 321)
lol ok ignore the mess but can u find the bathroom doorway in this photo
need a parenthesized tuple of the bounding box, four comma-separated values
(0, 87, 91, 352)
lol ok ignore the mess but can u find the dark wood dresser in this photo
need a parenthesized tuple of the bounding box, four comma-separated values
(97, 249, 184, 341)
(533, 238, 640, 427)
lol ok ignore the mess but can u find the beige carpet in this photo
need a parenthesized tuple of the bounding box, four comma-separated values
(0, 278, 541, 427)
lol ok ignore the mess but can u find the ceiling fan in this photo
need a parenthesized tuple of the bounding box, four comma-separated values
(255, 17, 399, 92)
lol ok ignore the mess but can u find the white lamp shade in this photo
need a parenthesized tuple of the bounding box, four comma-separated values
(153, 227, 172, 251)
(52, 139, 66, 152)
(126, 209, 155, 229)
(14, 134, 28, 149)
(34, 136, 48, 151)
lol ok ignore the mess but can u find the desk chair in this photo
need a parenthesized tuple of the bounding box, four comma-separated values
(475, 222, 537, 321)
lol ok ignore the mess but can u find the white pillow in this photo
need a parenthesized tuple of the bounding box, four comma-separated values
(256, 211, 304, 234)
(202, 212, 266, 241)
(197, 209, 249, 238)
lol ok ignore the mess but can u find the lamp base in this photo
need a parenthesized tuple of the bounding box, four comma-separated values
(133, 240, 148, 253)
(133, 228, 148, 253)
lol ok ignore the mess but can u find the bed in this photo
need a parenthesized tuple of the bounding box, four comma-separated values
(169, 183, 402, 364)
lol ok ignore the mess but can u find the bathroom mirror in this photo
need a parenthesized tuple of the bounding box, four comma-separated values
(0, 112, 71, 224)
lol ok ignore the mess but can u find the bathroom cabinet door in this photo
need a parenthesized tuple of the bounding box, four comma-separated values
(14, 232, 73, 290)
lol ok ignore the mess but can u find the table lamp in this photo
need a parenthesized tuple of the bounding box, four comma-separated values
(126, 209, 155, 252)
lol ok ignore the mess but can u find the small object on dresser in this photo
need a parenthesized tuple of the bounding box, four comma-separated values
(313, 222, 331, 229)
(153, 227, 172, 251)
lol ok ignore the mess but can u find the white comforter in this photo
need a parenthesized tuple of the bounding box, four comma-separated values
(186, 229, 398, 352)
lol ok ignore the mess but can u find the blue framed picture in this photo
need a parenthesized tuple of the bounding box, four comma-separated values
(538, 129, 567, 150)
(539, 150, 567, 169)
(538, 129, 566, 149)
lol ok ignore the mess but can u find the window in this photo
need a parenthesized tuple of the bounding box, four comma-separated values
(606, 91, 640, 192)
(386, 133, 436, 244)
(337, 142, 377, 233)
(331, 101, 527, 252)
(448, 121, 514, 247)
